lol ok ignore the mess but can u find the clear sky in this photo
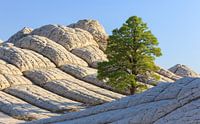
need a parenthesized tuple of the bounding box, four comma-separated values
(0, 0, 200, 72)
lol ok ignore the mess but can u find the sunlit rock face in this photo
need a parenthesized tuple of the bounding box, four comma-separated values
(68, 19, 108, 51)
(7, 27, 33, 43)
(169, 64, 200, 77)
(0, 19, 197, 123)
(28, 77, 200, 124)
(0, 20, 124, 123)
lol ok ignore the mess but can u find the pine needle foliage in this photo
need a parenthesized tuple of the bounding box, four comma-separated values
(97, 16, 162, 94)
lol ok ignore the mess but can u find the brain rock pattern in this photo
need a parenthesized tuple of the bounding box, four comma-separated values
(0, 19, 196, 124)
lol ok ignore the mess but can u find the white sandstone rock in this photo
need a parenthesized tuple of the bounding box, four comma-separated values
(28, 77, 200, 124)
(1, 20, 197, 123)
(0, 91, 57, 121)
(0, 45, 56, 71)
(0, 74, 32, 90)
(68, 19, 108, 50)
(31, 24, 99, 51)
(7, 27, 33, 43)
(157, 67, 182, 80)
(71, 45, 107, 68)
(0, 112, 25, 123)
(10, 35, 88, 67)
(24, 68, 124, 104)
(0, 59, 22, 75)
(169, 64, 200, 77)
(4, 84, 84, 113)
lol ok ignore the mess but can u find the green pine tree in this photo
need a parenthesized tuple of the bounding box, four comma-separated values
(97, 16, 162, 94)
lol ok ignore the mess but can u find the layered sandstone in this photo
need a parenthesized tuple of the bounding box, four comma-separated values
(0, 19, 194, 124)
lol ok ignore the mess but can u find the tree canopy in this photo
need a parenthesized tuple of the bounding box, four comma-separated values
(97, 16, 162, 94)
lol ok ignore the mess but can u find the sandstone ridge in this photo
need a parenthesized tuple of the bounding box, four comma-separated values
(0, 19, 198, 124)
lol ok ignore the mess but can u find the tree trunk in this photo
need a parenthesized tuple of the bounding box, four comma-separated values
(130, 86, 137, 95)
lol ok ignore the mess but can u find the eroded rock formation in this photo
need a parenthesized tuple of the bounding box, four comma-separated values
(68, 19, 108, 50)
(0, 19, 196, 123)
(169, 64, 200, 77)
(29, 77, 200, 124)
(7, 27, 33, 43)
(0, 20, 126, 123)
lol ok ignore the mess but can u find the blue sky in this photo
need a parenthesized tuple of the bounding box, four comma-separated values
(0, 0, 200, 72)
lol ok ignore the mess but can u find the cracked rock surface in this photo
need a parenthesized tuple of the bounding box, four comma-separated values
(31, 24, 99, 51)
(169, 64, 200, 77)
(0, 91, 57, 121)
(0, 45, 56, 71)
(71, 45, 107, 68)
(24, 68, 124, 105)
(10, 35, 88, 67)
(7, 27, 33, 43)
(68, 19, 108, 50)
(0, 111, 25, 124)
(29, 77, 200, 124)
(0, 19, 194, 123)
(4, 84, 85, 113)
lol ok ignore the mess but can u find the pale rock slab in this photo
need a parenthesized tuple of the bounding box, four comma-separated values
(154, 99, 200, 124)
(4, 84, 84, 113)
(0, 74, 32, 90)
(28, 77, 200, 124)
(60, 64, 120, 92)
(7, 27, 33, 43)
(0, 59, 6, 64)
(0, 111, 25, 124)
(138, 72, 174, 86)
(0, 45, 56, 71)
(11, 35, 88, 67)
(43, 79, 114, 105)
(31, 24, 99, 51)
(71, 45, 107, 68)
(68, 19, 108, 50)
(24, 68, 124, 100)
(59, 64, 105, 86)
(157, 67, 182, 81)
(60, 64, 97, 78)
(25, 82, 172, 124)
(60, 64, 152, 95)
(24, 71, 124, 105)
(155, 73, 175, 83)
(24, 68, 75, 85)
(0, 91, 57, 121)
(169, 64, 200, 77)
(0, 59, 22, 75)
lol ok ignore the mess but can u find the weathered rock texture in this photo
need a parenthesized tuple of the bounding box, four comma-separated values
(138, 67, 181, 86)
(169, 64, 200, 77)
(157, 67, 182, 81)
(0, 91, 57, 121)
(24, 68, 123, 105)
(68, 19, 108, 50)
(31, 25, 99, 51)
(0, 20, 129, 123)
(7, 27, 33, 43)
(0, 59, 22, 75)
(0, 112, 24, 124)
(0, 19, 194, 123)
(9, 35, 88, 67)
(0, 45, 56, 71)
(4, 85, 85, 113)
(28, 77, 200, 124)
(71, 45, 107, 68)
